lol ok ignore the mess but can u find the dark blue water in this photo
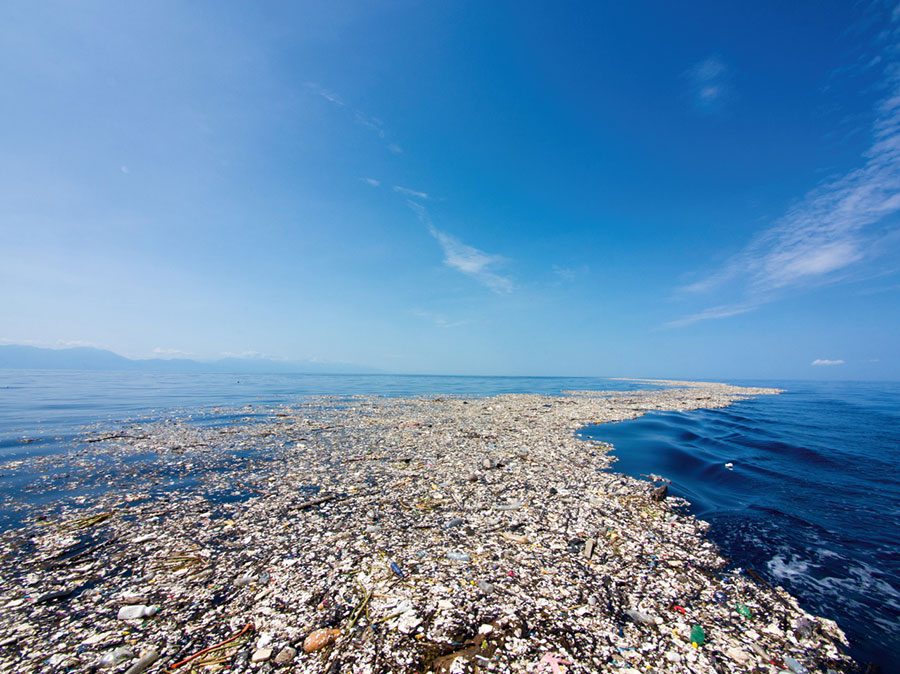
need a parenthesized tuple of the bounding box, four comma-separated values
(581, 381, 900, 670)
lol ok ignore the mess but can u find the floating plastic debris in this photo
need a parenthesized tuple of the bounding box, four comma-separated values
(0, 382, 856, 673)
(690, 624, 706, 646)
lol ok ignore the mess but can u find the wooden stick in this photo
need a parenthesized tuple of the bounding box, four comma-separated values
(169, 623, 253, 670)
(296, 494, 343, 509)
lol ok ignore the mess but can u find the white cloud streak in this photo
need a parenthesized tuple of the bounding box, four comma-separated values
(552, 265, 576, 282)
(686, 56, 732, 112)
(56, 339, 100, 348)
(393, 185, 428, 199)
(218, 350, 283, 360)
(412, 310, 471, 328)
(307, 82, 401, 153)
(812, 359, 845, 366)
(428, 227, 513, 294)
(354, 110, 386, 138)
(663, 302, 759, 329)
(310, 83, 507, 294)
(406, 201, 513, 294)
(669, 48, 900, 327)
(152, 347, 191, 357)
(306, 83, 345, 107)
(1, 338, 107, 350)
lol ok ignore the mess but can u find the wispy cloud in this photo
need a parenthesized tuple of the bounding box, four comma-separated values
(219, 349, 284, 360)
(0, 337, 106, 350)
(393, 185, 428, 200)
(412, 310, 471, 328)
(310, 83, 505, 295)
(152, 347, 191, 358)
(306, 83, 345, 107)
(663, 302, 759, 329)
(406, 201, 513, 294)
(668, 47, 900, 327)
(857, 281, 900, 295)
(553, 266, 574, 282)
(428, 227, 513, 294)
(685, 55, 732, 113)
(552, 264, 583, 283)
(812, 358, 845, 366)
(56, 339, 100, 348)
(354, 110, 386, 138)
(307, 82, 401, 153)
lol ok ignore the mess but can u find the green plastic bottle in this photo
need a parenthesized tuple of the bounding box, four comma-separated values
(736, 603, 752, 618)
(690, 625, 705, 646)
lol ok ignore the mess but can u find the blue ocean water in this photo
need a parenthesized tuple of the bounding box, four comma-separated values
(1, 372, 898, 668)
(581, 380, 900, 669)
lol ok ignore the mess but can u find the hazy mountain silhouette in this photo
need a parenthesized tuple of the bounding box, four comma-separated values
(0, 345, 380, 374)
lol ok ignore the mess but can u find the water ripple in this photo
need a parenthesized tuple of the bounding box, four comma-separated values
(583, 381, 900, 667)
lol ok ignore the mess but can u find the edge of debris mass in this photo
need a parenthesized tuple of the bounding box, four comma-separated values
(0, 380, 859, 674)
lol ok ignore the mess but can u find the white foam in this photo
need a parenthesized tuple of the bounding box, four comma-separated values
(767, 553, 812, 582)
(815, 547, 845, 561)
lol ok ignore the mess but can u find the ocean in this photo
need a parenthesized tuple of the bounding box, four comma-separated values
(0, 371, 897, 668)
(582, 380, 900, 668)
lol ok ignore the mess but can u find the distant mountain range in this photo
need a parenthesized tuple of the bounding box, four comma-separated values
(0, 345, 380, 375)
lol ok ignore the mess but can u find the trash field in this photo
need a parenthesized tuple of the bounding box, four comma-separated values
(0, 381, 856, 673)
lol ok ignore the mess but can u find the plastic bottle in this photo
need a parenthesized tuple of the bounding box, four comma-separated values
(783, 656, 808, 674)
(690, 625, 705, 646)
(117, 605, 159, 620)
(124, 649, 160, 674)
(99, 647, 134, 668)
(624, 610, 655, 625)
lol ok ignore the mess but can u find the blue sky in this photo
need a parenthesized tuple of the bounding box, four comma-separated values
(2, 1, 900, 379)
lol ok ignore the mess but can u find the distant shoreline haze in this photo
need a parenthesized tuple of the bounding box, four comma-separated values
(0, 345, 380, 375)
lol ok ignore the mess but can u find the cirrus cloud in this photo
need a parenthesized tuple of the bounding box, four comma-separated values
(405, 201, 513, 294)
(685, 55, 732, 113)
(668, 38, 900, 328)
